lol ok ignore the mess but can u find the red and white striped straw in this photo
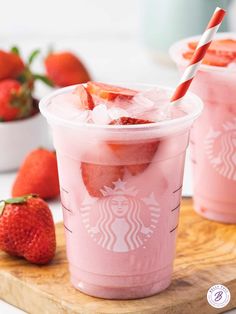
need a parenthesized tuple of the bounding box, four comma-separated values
(171, 7, 226, 105)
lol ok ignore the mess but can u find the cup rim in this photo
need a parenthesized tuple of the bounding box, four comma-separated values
(39, 83, 203, 131)
(169, 32, 236, 73)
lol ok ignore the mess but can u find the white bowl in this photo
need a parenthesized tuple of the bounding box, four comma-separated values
(0, 113, 51, 172)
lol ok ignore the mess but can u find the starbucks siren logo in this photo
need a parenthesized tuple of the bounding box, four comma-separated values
(79, 179, 160, 252)
(205, 118, 236, 181)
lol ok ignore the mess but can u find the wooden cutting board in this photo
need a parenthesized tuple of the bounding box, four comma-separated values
(0, 198, 236, 314)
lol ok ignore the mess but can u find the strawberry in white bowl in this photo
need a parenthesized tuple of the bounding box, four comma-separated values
(0, 47, 52, 171)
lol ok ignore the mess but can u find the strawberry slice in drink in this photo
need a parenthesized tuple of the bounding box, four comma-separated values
(81, 162, 124, 197)
(183, 50, 233, 67)
(86, 81, 138, 102)
(109, 141, 159, 176)
(109, 117, 154, 125)
(109, 117, 159, 175)
(188, 39, 236, 58)
(73, 84, 95, 110)
(81, 117, 159, 197)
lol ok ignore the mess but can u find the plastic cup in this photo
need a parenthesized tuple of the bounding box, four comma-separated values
(170, 32, 236, 224)
(39, 84, 202, 299)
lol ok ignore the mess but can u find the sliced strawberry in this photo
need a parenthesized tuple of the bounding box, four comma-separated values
(125, 164, 149, 176)
(183, 50, 233, 67)
(110, 117, 154, 125)
(188, 41, 198, 50)
(109, 141, 159, 175)
(188, 39, 236, 57)
(73, 84, 94, 110)
(86, 82, 138, 101)
(81, 162, 124, 197)
(208, 39, 236, 57)
(109, 117, 158, 175)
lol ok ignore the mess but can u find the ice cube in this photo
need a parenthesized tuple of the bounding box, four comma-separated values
(71, 110, 90, 123)
(49, 94, 84, 119)
(91, 104, 111, 125)
(132, 93, 154, 108)
(108, 107, 129, 120)
(52, 94, 81, 107)
(127, 88, 170, 121)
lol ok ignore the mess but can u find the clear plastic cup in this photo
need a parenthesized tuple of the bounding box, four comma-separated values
(39, 84, 202, 299)
(170, 33, 236, 224)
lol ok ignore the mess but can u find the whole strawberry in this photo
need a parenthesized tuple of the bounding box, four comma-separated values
(0, 195, 56, 264)
(0, 79, 33, 121)
(0, 50, 24, 80)
(44, 51, 91, 87)
(12, 148, 60, 200)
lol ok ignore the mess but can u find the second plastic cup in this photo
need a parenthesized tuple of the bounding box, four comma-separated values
(40, 84, 202, 299)
(170, 33, 236, 223)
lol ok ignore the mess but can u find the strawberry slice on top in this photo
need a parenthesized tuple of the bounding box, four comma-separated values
(108, 117, 159, 176)
(183, 50, 233, 67)
(73, 84, 95, 110)
(188, 39, 236, 58)
(187, 41, 198, 51)
(86, 81, 138, 101)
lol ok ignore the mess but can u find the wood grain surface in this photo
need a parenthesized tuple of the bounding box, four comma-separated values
(0, 198, 236, 314)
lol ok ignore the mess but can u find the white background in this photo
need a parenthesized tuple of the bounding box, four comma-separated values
(1, 1, 236, 313)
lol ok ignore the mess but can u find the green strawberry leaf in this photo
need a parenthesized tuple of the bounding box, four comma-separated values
(0, 201, 5, 215)
(11, 46, 20, 55)
(5, 194, 38, 205)
(5, 196, 28, 204)
(28, 49, 40, 66)
(0, 195, 38, 215)
(33, 74, 54, 87)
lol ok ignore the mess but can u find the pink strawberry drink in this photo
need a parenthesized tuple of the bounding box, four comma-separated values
(170, 33, 236, 223)
(39, 82, 202, 299)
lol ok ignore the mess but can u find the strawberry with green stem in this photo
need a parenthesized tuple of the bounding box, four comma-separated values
(0, 79, 33, 121)
(0, 47, 53, 121)
(0, 48, 24, 80)
(13, 47, 53, 89)
(0, 194, 56, 265)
